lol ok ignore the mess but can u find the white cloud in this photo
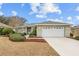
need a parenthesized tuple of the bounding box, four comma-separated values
(47, 18, 64, 22)
(76, 6, 79, 11)
(0, 6, 2, 9)
(55, 19, 63, 22)
(0, 4, 4, 16)
(11, 10, 17, 16)
(60, 16, 63, 19)
(0, 3, 3, 9)
(67, 16, 72, 20)
(29, 3, 40, 14)
(66, 16, 73, 24)
(0, 11, 3, 16)
(76, 16, 79, 20)
(39, 3, 62, 14)
(0, 3, 3, 6)
(21, 4, 25, 7)
(29, 3, 62, 18)
(36, 14, 47, 18)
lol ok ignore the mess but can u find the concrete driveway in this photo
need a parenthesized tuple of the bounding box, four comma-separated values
(44, 37, 79, 56)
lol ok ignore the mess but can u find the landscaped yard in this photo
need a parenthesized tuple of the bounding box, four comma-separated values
(0, 37, 59, 56)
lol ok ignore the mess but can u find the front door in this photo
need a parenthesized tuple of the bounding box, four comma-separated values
(27, 27, 31, 34)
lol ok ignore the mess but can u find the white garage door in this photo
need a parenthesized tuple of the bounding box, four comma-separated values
(42, 26, 64, 37)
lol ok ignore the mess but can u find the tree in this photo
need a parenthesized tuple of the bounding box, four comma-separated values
(0, 16, 27, 27)
(0, 16, 10, 25)
(16, 16, 26, 24)
(0, 16, 6, 24)
(8, 16, 27, 27)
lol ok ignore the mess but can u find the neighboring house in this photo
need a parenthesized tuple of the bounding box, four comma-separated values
(0, 22, 12, 28)
(15, 21, 71, 37)
(71, 26, 79, 37)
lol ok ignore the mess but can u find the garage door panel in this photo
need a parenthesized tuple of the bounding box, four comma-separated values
(42, 28, 64, 37)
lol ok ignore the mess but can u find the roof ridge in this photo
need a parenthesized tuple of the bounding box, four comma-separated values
(36, 21, 69, 24)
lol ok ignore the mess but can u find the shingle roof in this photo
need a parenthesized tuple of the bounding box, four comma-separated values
(15, 23, 35, 28)
(15, 21, 71, 28)
(36, 21, 71, 25)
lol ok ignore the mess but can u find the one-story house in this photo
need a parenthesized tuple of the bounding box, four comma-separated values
(15, 21, 71, 37)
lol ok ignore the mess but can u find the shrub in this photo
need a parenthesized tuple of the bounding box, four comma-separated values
(9, 33, 26, 42)
(74, 36, 79, 40)
(20, 32, 27, 36)
(30, 29, 36, 36)
(70, 33, 73, 38)
(2, 28, 14, 35)
(0, 28, 4, 35)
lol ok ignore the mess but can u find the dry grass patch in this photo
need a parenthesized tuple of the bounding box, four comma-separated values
(0, 37, 59, 56)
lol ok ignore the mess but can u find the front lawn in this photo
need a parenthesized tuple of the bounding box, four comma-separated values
(0, 37, 59, 56)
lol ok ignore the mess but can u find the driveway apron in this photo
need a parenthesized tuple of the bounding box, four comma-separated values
(44, 37, 79, 56)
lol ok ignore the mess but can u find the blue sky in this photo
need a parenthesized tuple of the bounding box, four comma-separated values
(0, 3, 79, 25)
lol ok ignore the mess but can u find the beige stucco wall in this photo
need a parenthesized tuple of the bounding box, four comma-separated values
(37, 26, 42, 37)
(64, 26, 71, 37)
(15, 27, 27, 33)
(15, 26, 35, 34)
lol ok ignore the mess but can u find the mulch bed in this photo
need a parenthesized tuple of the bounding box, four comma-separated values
(26, 39, 47, 43)
(27, 36, 46, 42)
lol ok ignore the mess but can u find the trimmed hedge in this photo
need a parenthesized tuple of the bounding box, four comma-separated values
(9, 33, 26, 42)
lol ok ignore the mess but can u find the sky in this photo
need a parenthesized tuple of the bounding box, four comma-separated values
(0, 3, 79, 25)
